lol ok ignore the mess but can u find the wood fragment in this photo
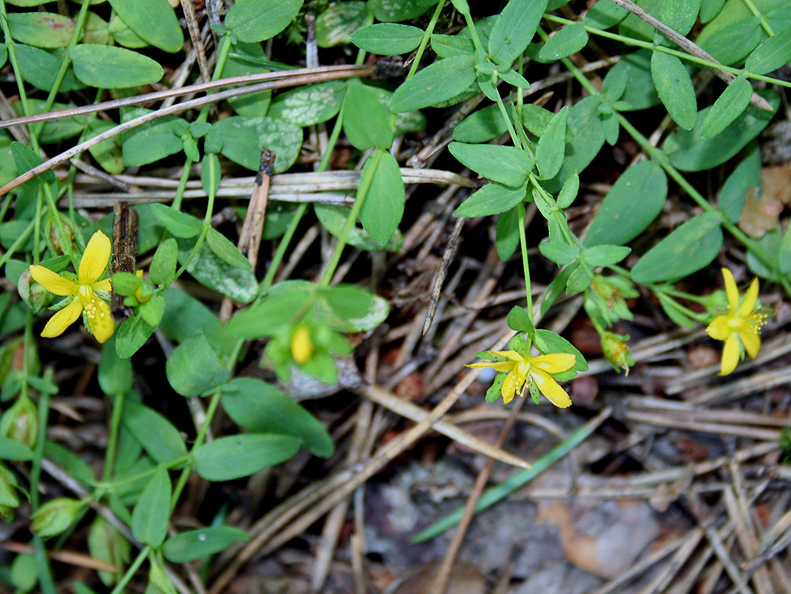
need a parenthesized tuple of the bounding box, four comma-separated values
(110, 201, 138, 322)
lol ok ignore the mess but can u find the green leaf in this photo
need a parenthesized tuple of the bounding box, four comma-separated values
(131, 466, 170, 548)
(108, 0, 183, 52)
(150, 203, 202, 238)
(160, 289, 237, 358)
(699, 17, 762, 65)
(746, 26, 791, 75)
(99, 338, 133, 396)
(139, 295, 165, 327)
(166, 333, 230, 397)
(539, 22, 588, 60)
(227, 281, 314, 339)
(86, 120, 124, 175)
(506, 306, 534, 334)
(115, 315, 156, 359)
(315, 1, 367, 47)
(225, 0, 302, 43)
(163, 527, 249, 563)
(604, 49, 660, 111)
(657, 292, 697, 328)
(69, 44, 163, 88)
(488, 0, 548, 66)
(194, 434, 301, 481)
(453, 104, 508, 143)
(700, 0, 726, 22)
(390, 55, 476, 113)
(495, 204, 521, 261)
(43, 441, 95, 485)
(556, 173, 579, 209)
(213, 116, 301, 174)
(585, 0, 629, 29)
(650, 51, 697, 130)
(221, 377, 334, 458)
(655, 0, 701, 38)
(314, 203, 404, 252)
(8, 12, 75, 48)
(534, 329, 587, 372)
(122, 400, 187, 465)
(176, 238, 258, 303)
(223, 42, 272, 118)
(580, 244, 631, 267)
(0, 436, 33, 461)
(536, 106, 569, 179)
(317, 284, 390, 333)
(16, 45, 83, 92)
(719, 142, 760, 221)
(149, 238, 178, 286)
(121, 109, 184, 166)
(373, 0, 437, 22)
(453, 182, 527, 218)
(701, 73, 753, 139)
(541, 263, 578, 315)
(583, 161, 667, 247)
(448, 142, 532, 187)
(351, 23, 423, 55)
(779, 222, 791, 274)
(664, 89, 778, 171)
(631, 212, 723, 284)
(343, 80, 394, 150)
(359, 149, 404, 246)
(267, 81, 346, 127)
(539, 240, 579, 266)
(206, 228, 251, 270)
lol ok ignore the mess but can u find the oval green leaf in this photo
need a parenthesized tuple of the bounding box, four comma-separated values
(317, 284, 390, 333)
(343, 80, 394, 151)
(315, 1, 367, 47)
(701, 73, 753, 139)
(631, 212, 723, 284)
(488, 0, 548, 66)
(131, 466, 170, 548)
(122, 400, 187, 465)
(69, 44, 163, 88)
(448, 142, 532, 187)
(583, 161, 667, 247)
(166, 332, 230, 397)
(359, 149, 404, 246)
(538, 22, 588, 61)
(650, 51, 697, 130)
(221, 377, 334, 458)
(390, 55, 476, 113)
(351, 23, 423, 55)
(213, 116, 301, 174)
(746, 26, 791, 75)
(454, 182, 527, 218)
(8, 12, 75, 48)
(108, 0, 183, 52)
(163, 527, 249, 563)
(267, 81, 346, 127)
(194, 434, 301, 481)
(225, 0, 302, 43)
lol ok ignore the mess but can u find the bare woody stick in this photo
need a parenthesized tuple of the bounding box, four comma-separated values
(238, 147, 276, 270)
(110, 201, 138, 322)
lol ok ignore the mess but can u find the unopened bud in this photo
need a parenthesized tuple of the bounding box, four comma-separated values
(31, 497, 84, 537)
(601, 332, 635, 375)
(0, 397, 38, 448)
(290, 324, 313, 365)
(18, 269, 52, 313)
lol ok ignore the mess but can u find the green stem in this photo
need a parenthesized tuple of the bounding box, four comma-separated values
(171, 158, 194, 212)
(407, 0, 446, 79)
(319, 148, 383, 287)
(103, 391, 126, 482)
(740, 0, 774, 36)
(516, 204, 532, 320)
(108, 546, 151, 594)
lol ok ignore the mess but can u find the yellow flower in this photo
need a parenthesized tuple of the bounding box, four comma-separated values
(705, 268, 765, 376)
(290, 324, 314, 365)
(29, 231, 114, 344)
(467, 351, 576, 407)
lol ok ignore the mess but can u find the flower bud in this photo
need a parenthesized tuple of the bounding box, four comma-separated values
(18, 268, 52, 313)
(31, 497, 84, 537)
(290, 324, 314, 365)
(0, 397, 38, 448)
(601, 332, 635, 375)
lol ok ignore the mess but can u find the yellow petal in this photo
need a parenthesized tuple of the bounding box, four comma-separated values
(501, 370, 523, 404)
(737, 278, 759, 318)
(92, 278, 112, 295)
(705, 315, 730, 341)
(29, 265, 78, 296)
(41, 298, 82, 338)
(721, 268, 739, 315)
(467, 361, 516, 373)
(738, 329, 760, 359)
(85, 297, 114, 343)
(719, 333, 740, 376)
(531, 369, 572, 408)
(531, 353, 576, 374)
(490, 350, 524, 362)
(79, 231, 111, 285)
